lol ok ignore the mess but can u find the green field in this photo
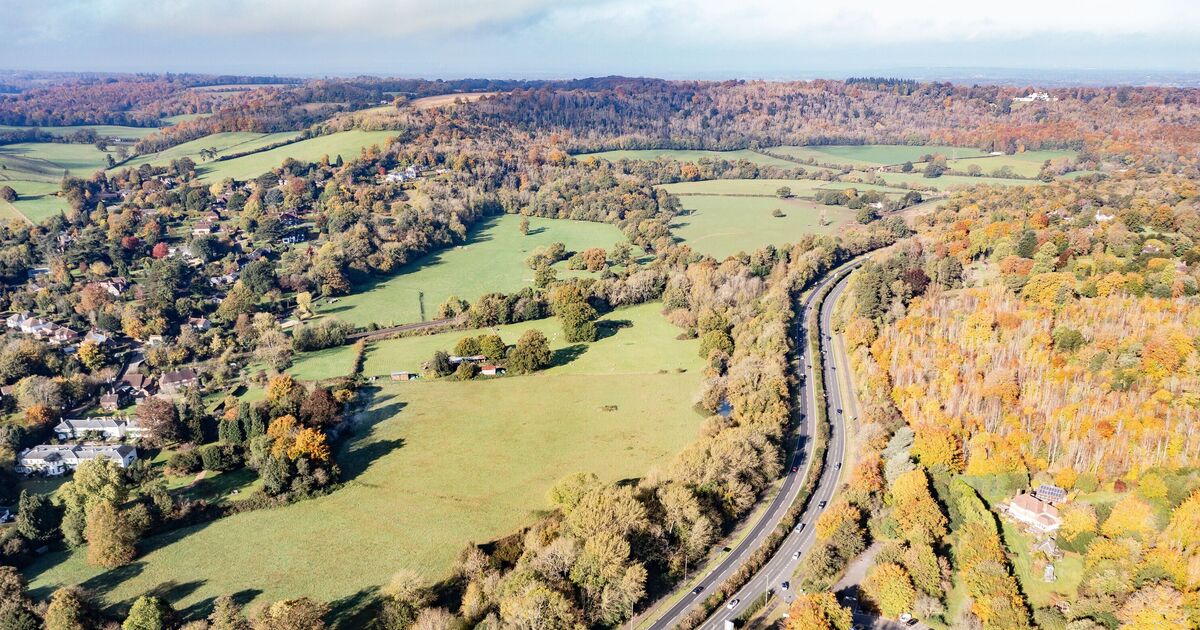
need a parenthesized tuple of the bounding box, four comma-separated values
(936, 149, 1078, 178)
(0, 142, 112, 182)
(0, 180, 67, 223)
(658, 178, 912, 198)
(769, 144, 980, 168)
(868, 171, 1048, 190)
(579, 148, 800, 169)
(669, 194, 855, 259)
(0, 124, 162, 141)
(159, 113, 213, 125)
(291, 300, 690, 381)
(313, 214, 632, 327)
(119, 131, 299, 170)
(195, 130, 397, 181)
(26, 303, 703, 618)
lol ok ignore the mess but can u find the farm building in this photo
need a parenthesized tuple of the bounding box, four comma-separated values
(481, 365, 506, 376)
(391, 371, 419, 381)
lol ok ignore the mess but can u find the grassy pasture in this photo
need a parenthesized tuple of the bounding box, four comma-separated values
(580, 148, 799, 169)
(936, 149, 1078, 178)
(0, 142, 112, 182)
(868, 171, 1047, 190)
(658, 178, 912, 198)
(195, 130, 396, 181)
(769, 144, 980, 168)
(0, 180, 67, 223)
(313, 214, 632, 328)
(0, 124, 161, 141)
(290, 300, 691, 382)
(119, 131, 299, 170)
(25, 303, 703, 619)
(159, 113, 212, 125)
(669, 194, 855, 259)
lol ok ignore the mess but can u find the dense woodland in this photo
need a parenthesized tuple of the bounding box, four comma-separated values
(0, 75, 1196, 629)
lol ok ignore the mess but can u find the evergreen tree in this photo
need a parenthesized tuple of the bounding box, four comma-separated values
(15, 490, 58, 543)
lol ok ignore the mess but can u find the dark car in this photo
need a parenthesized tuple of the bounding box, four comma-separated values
(818, 500, 827, 509)
(791, 465, 798, 473)
(692, 585, 704, 595)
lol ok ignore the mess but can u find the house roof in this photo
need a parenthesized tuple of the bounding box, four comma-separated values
(160, 368, 199, 385)
(1011, 494, 1060, 520)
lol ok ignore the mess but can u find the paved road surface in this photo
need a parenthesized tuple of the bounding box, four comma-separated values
(644, 259, 862, 630)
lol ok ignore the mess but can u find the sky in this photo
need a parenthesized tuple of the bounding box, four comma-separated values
(2, 0, 1200, 80)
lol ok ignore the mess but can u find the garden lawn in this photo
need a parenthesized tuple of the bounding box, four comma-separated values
(768, 145, 980, 168)
(119, 132, 299, 170)
(670, 194, 855, 259)
(999, 521, 1084, 607)
(24, 304, 704, 620)
(195, 130, 397, 181)
(313, 214, 633, 328)
(658, 178, 912, 199)
(579, 148, 799, 168)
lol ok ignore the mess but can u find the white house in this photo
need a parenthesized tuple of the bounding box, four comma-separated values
(15, 444, 138, 476)
(5, 312, 79, 345)
(54, 416, 147, 441)
(1006, 493, 1061, 534)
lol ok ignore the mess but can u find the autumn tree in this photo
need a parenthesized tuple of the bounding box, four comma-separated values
(862, 562, 916, 619)
(85, 500, 138, 568)
(785, 592, 853, 630)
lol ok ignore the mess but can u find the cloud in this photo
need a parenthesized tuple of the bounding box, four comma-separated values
(8, 0, 1200, 43)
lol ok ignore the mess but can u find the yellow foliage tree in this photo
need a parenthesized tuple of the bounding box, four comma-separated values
(1102, 494, 1157, 539)
(861, 562, 916, 619)
(785, 592, 853, 630)
(815, 500, 860, 542)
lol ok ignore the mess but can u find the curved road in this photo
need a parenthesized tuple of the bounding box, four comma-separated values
(646, 259, 862, 630)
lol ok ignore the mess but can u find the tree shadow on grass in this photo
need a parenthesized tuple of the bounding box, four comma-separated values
(596, 319, 632, 341)
(524, 226, 547, 236)
(328, 586, 382, 629)
(176, 587, 262, 623)
(550, 344, 588, 368)
(340, 437, 406, 483)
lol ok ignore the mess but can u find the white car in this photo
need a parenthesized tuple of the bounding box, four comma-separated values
(726, 599, 739, 610)
(792, 550, 801, 559)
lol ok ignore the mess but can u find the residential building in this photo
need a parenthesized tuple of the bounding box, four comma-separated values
(1006, 494, 1062, 534)
(15, 444, 138, 476)
(53, 416, 146, 441)
(159, 368, 200, 394)
(481, 365, 505, 376)
(100, 386, 132, 410)
(5, 312, 79, 345)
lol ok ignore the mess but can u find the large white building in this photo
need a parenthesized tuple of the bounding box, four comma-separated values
(15, 444, 138, 476)
(5, 312, 79, 345)
(53, 417, 146, 441)
(1006, 493, 1062, 534)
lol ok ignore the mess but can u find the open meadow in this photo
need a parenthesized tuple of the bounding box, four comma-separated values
(0, 124, 162, 141)
(313, 214, 634, 327)
(195, 130, 396, 181)
(120, 131, 299, 170)
(0, 180, 66, 223)
(0, 142, 111, 182)
(669, 193, 855, 259)
(579, 148, 800, 169)
(25, 303, 704, 621)
(768, 144, 980, 168)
